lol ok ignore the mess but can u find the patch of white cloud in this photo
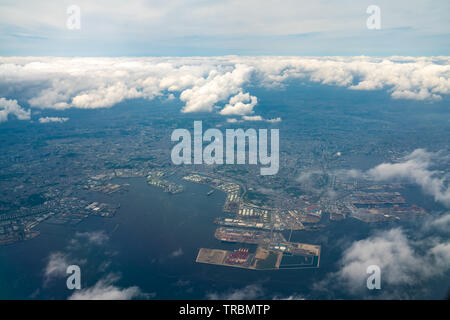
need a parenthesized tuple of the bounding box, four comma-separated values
(226, 118, 242, 123)
(41, 231, 144, 299)
(296, 169, 324, 184)
(206, 283, 306, 300)
(43, 251, 88, 288)
(272, 294, 305, 300)
(68, 273, 147, 300)
(0, 97, 30, 122)
(227, 115, 281, 122)
(266, 117, 282, 123)
(44, 252, 69, 282)
(75, 231, 109, 246)
(169, 248, 183, 258)
(335, 149, 450, 208)
(241, 115, 263, 121)
(220, 91, 258, 116)
(206, 284, 264, 300)
(334, 168, 363, 179)
(337, 229, 422, 291)
(181, 64, 254, 113)
(318, 212, 450, 298)
(425, 213, 450, 234)
(241, 115, 282, 122)
(38, 116, 69, 123)
(367, 149, 450, 208)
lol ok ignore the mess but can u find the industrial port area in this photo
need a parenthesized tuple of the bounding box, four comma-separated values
(196, 242, 320, 270)
(179, 170, 431, 271)
(183, 173, 322, 271)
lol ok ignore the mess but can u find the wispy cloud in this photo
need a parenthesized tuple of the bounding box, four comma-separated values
(169, 248, 183, 258)
(206, 284, 264, 300)
(68, 273, 149, 300)
(1, 1, 449, 55)
(38, 116, 68, 123)
(367, 149, 450, 207)
(336, 149, 450, 208)
(0, 97, 30, 122)
(44, 252, 70, 284)
(315, 212, 450, 299)
(75, 231, 109, 246)
(42, 230, 111, 292)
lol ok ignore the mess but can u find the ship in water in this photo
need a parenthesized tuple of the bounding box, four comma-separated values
(207, 189, 215, 196)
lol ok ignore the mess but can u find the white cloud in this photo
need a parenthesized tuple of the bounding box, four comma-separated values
(335, 149, 450, 208)
(71, 82, 141, 109)
(44, 232, 109, 286)
(181, 64, 254, 113)
(206, 284, 306, 300)
(241, 115, 263, 121)
(266, 117, 282, 123)
(68, 273, 147, 300)
(75, 231, 109, 246)
(38, 116, 69, 123)
(44, 252, 69, 282)
(296, 169, 324, 184)
(426, 213, 450, 234)
(226, 118, 242, 123)
(430, 242, 450, 270)
(0, 57, 449, 122)
(330, 224, 450, 297)
(310, 212, 450, 298)
(367, 149, 450, 207)
(206, 284, 264, 300)
(169, 248, 183, 258)
(1, 1, 449, 44)
(220, 91, 258, 116)
(43, 251, 87, 287)
(337, 229, 422, 290)
(334, 168, 363, 180)
(272, 294, 305, 300)
(241, 115, 282, 122)
(0, 97, 30, 122)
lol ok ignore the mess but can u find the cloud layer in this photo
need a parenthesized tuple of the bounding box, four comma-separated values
(0, 56, 449, 122)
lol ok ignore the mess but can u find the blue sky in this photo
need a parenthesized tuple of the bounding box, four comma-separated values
(0, 0, 449, 56)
